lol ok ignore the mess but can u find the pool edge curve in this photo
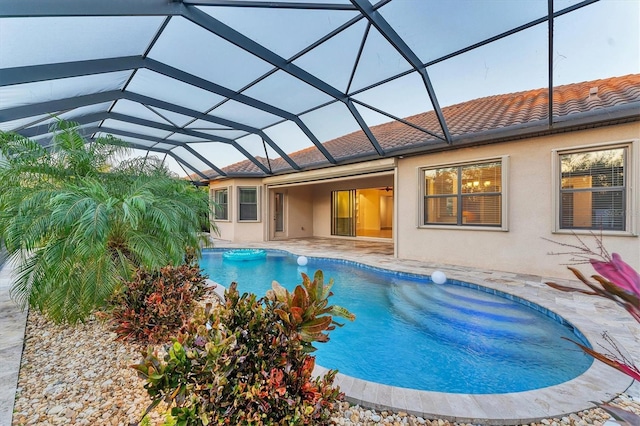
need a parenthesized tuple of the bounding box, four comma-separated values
(203, 247, 635, 425)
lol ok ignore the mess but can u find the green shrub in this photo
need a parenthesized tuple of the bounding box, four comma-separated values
(110, 262, 212, 344)
(132, 270, 354, 425)
(0, 122, 216, 324)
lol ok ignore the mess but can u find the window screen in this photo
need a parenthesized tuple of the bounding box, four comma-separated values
(559, 147, 626, 231)
(238, 187, 258, 221)
(423, 161, 502, 226)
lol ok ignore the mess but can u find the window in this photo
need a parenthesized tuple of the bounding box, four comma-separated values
(212, 188, 228, 221)
(421, 159, 504, 228)
(238, 187, 259, 221)
(556, 145, 629, 232)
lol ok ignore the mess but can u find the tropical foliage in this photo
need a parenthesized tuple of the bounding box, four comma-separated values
(0, 121, 214, 323)
(110, 258, 212, 344)
(546, 235, 640, 424)
(266, 271, 355, 353)
(132, 270, 354, 426)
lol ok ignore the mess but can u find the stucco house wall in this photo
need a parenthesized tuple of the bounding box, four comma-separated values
(276, 186, 314, 239)
(208, 122, 638, 279)
(396, 122, 640, 278)
(209, 178, 265, 242)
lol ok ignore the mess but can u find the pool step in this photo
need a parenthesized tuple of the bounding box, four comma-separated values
(387, 284, 561, 357)
(398, 283, 537, 324)
(388, 300, 574, 364)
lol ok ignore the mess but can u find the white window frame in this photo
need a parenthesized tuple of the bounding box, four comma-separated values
(551, 140, 638, 236)
(237, 186, 261, 222)
(417, 156, 509, 231)
(211, 186, 230, 222)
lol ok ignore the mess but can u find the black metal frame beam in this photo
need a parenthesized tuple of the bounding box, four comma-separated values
(182, 6, 382, 157)
(345, 100, 383, 155)
(112, 141, 211, 180)
(117, 141, 209, 180)
(0, 91, 123, 122)
(159, 151, 209, 180)
(0, 57, 320, 167)
(38, 125, 222, 178)
(0, 56, 144, 87)
(418, 0, 599, 71)
(182, 0, 357, 10)
(0, 0, 183, 17)
(104, 113, 272, 174)
(0, 0, 436, 162)
(347, 1, 599, 102)
(0, 88, 300, 171)
(18, 111, 228, 142)
(0, 58, 278, 130)
(123, 92, 301, 171)
(349, 0, 452, 144)
(19, 111, 272, 174)
(350, 99, 444, 141)
(98, 128, 227, 177)
(0, 0, 605, 177)
(36, 126, 210, 180)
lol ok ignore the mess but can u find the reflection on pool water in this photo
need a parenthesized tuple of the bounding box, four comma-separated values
(200, 249, 592, 394)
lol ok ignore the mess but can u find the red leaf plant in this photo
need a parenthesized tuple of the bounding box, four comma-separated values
(545, 234, 640, 423)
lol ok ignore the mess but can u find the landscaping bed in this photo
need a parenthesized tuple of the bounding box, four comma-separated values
(12, 311, 638, 426)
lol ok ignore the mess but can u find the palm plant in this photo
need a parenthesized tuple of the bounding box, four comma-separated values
(0, 121, 215, 323)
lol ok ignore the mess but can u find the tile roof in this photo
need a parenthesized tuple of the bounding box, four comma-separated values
(208, 74, 640, 179)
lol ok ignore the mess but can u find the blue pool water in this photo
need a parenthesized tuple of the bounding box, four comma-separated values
(200, 249, 592, 394)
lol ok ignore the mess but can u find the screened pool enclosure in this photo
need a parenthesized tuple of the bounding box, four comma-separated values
(1, 0, 638, 180)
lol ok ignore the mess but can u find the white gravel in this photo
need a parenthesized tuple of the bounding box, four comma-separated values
(11, 312, 640, 426)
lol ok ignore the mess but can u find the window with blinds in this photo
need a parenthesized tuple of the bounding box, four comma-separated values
(213, 188, 228, 221)
(238, 187, 259, 222)
(423, 160, 502, 227)
(559, 147, 626, 231)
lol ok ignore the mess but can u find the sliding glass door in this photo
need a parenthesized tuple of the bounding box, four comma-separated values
(332, 187, 394, 239)
(331, 190, 356, 237)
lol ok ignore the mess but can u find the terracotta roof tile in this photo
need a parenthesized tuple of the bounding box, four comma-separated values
(207, 74, 639, 179)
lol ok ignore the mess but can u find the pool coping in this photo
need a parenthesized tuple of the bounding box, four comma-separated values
(206, 243, 637, 425)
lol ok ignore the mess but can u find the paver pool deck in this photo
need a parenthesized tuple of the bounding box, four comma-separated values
(1, 237, 638, 425)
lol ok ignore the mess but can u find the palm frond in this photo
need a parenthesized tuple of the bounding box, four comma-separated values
(0, 121, 212, 322)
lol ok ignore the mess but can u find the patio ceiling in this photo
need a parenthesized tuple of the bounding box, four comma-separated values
(0, 0, 638, 180)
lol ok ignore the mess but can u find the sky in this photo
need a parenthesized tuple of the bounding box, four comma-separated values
(1, 0, 638, 177)
(163, 0, 640, 176)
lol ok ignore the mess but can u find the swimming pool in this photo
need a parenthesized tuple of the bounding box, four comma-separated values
(200, 249, 592, 394)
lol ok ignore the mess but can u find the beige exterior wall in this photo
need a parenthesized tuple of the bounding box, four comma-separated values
(396, 122, 640, 278)
(208, 123, 639, 279)
(274, 186, 314, 239)
(209, 178, 265, 242)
